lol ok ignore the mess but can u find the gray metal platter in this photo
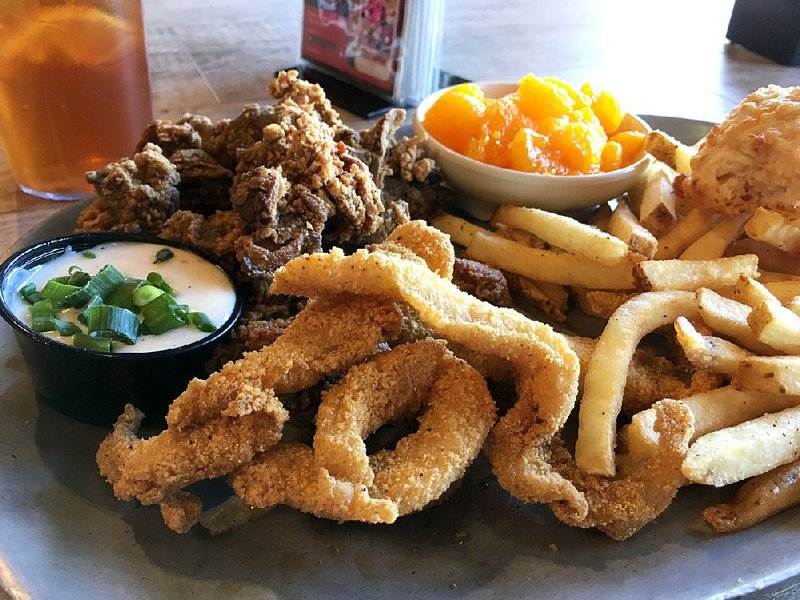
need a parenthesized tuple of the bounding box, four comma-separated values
(2, 117, 798, 600)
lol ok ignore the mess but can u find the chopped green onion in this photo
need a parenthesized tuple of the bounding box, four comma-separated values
(146, 271, 174, 295)
(132, 284, 164, 307)
(153, 248, 174, 264)
(174, 304, 190, 319)
(31, 316, 55, 332)
(139, 321, 152, 336)
(30, 299, 58, 318)
(85, 305, 139, 345)
(187, 312, 217, 333)
(41, 279, 81, 303)
(29, 300, 58, 332)
(53, 275, 71, 284)
(78, 295, 103, 325)
(66, 264, 125, 307)
(105, 278, 144, 313)
(81, 251, 96, 259)
(68, 265, 82, 275)
(67, 269, 90, 287)
(140, 293, 186, 334)
(50, 318, 81, 337)
(74, 333, 111, 352)
(18, 283, 43, 305)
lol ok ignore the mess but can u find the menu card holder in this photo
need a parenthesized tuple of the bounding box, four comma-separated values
(293, 0, 451, 116)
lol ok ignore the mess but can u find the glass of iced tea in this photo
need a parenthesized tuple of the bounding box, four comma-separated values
(0, 0, 153, 200)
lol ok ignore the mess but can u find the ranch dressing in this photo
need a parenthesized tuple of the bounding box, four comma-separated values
(6, 242, 236, 353)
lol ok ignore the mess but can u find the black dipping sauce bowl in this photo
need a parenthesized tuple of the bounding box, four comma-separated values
(0, 232, 243, 426)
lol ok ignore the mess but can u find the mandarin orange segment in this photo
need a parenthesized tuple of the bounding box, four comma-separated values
(423, 85, 487, 153)
(508, 128, 549, 173)
(610, 130, 646, 167)
(546, 77, 592, 108)
(518, 74, 575, 121)
(600, 141, 623, 172)
(591, 90, 624, 135)
(477, 96, 529, 167)
(462, 137, 487, 162)
(548, 121, 605, 173)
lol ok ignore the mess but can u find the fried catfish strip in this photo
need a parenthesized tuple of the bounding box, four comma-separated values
(314, 341, 495, 516)
(231, 443, 398, 524)
(165, 295, 404, 431)
(367, 350, 496, 516)
(160, 491, 203, 534)
(549, 400, 694, 541)
(271, 234, 585, 518)
(382, 219, 455, 279)
(97, 395, 287, 532)
(77, 143, 180, 233)
(314, 341, 451, 485)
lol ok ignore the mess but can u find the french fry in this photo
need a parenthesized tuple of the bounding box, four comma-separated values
(703, 458, 800, 533)
(732, 275, 775, 308)
(682, 405, 800, 486)
(626, 388, 800, 462)
(744, 207, 800, 253)
(675, 141, 699, 177)
(679, 214, 749, 260)
(748, 301, 800, 354)
(695, 288, 776, 354)
(654, 208, 716, 259)
(575, 290, 698, 476)
(732, 356, 800, 396)
(491, 205, 630, 265)
(607, 199, 658, 259)
(465, 230, 637, 289)
(674, 316, 753, 376)
(638, 164, 678, 236)
(430, 213, 487, 247)
(633, 255, 759, 292)
(573, 288, 639, 320)
(727, 238, 800, 276)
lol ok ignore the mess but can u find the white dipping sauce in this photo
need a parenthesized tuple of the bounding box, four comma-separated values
(7, 242, 237, 353)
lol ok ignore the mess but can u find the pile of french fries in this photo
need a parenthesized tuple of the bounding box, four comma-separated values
(432, 130, 800, 534)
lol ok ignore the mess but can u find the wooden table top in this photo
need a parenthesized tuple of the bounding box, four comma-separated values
(0, 0, 798, 596)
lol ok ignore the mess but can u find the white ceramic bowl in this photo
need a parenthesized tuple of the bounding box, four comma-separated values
(413, 82, 652, 220)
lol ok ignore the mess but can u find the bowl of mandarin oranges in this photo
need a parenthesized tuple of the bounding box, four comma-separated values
(414, 75, 651, 218)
